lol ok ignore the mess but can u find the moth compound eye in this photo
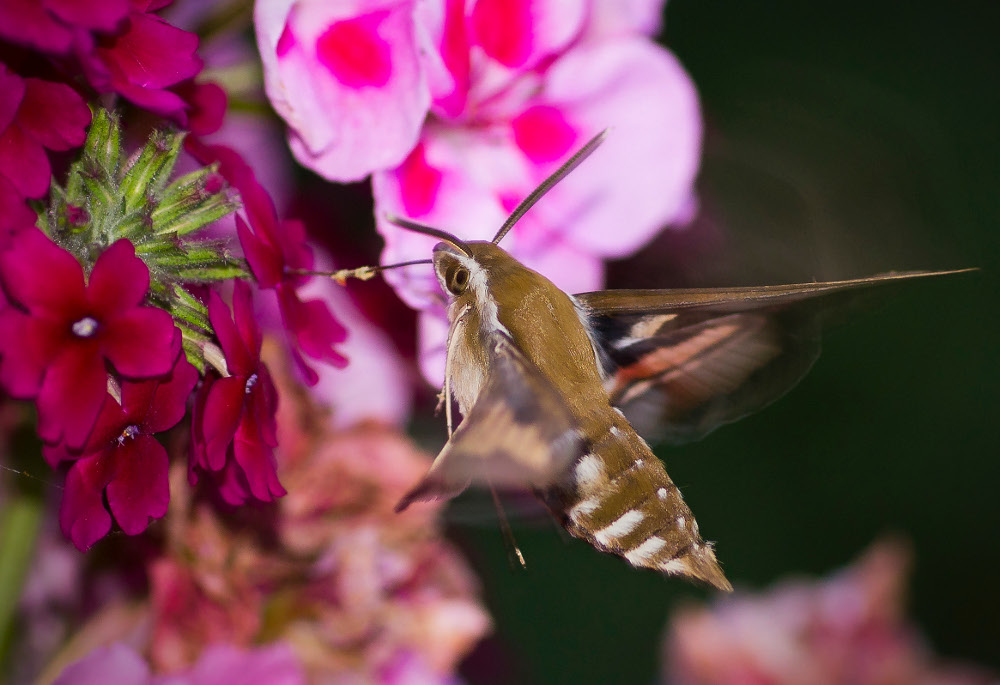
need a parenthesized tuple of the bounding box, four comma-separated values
(447, 266, 470, 295)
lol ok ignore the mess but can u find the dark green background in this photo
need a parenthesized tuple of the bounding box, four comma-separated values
(455, 2, 1000, 683)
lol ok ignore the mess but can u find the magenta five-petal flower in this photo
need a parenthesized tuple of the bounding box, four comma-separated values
(0, 230, 181, 448)
(59, 357, 198, 550)
(191, 281, 285, 505)
(188, 140, 348, 383)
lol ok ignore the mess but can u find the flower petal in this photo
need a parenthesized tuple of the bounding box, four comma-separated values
(526, 38, 702, 255)
(0, 308, 64, 397)
(257, 0, 430, 181)
(101, 307, 180, 379)
(17, 78, 92, 151)
(207, 288, 252, 376)
(182, 644, 305, 685)
(106, 435, 169, 535)
(0, 228, 86, 318)
(44, 0, 129, 32)
(199, 375, 246, 471)
(59, 452, 115, 550)
(233, 421, 286, 502)
(232, 280, 262, 363)
(36, 341, 106, 448)
(98, 11, 202, 90)
(0, 121, 52, 198)
(143, 358, 199, 433)
(51, 644, 150, 685)
(236, 215, 282, 288)
(0, 175, 37, 241)
(0, 65, 26, 133)
(0, 0, 74, 53)
(86, 239, 150, 317)
(276, 285, 348, 374)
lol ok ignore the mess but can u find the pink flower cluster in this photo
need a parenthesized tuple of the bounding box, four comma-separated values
(255, 0, 701, 382)
(663, 542, 996, 685)
(0, 0, 208, 230)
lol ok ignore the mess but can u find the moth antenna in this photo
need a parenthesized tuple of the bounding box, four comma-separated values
(290, 259, 433, 285)
(492, 128, 610, 245)
(490, 482, 527, 570)
(384, 213, 472, 255)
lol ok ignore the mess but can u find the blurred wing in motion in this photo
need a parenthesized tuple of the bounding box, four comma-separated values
(397, 334, 583, 511)
(576, 270, 972, 443)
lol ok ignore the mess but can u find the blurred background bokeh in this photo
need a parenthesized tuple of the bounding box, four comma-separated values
(446, 1, 1000, 682)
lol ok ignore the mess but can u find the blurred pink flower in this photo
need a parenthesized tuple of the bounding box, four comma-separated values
(53, 642, 305, 685)
(147, 343, 489, 681)
(57, 357, 198, 551)
(256, 0, 701, 384)
(662, 541, 996, 685)
(0, 232, 181, 448)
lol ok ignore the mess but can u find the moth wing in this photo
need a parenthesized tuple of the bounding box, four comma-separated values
(576, 270, 970, 443)
(397, 334, 583, 511)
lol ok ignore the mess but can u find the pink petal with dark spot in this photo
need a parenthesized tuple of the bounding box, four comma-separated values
(45, 0, 129, 32)
(316, 11, 392, 88)
(470, 0, 532, 68)
(200, 375, 246, 471)
(397, 141, 442, 218)
(207, 289, 252, 375)
(257, 0, 430, 181)
(0, 228, 86, 318)
(87, 240, 149, 316)
(106, 435, 169, 535)
(0, 309, 64, 397)
(0, 123, 52, 198)
(36, 340, 105, 448)
(17, 79, 91, 151)
(511, 105, 577, 164)
(60, 452, 115, 550)
(102, 307, 180, 378)
(0, 0, 74, 53)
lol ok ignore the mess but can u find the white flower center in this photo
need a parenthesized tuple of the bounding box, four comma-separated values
(72, 316, 99, 338)
(117, 425, 140, 445)
(245, 373, 258, 394)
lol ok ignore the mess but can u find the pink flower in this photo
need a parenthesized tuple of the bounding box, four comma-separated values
(0, 65, 91, 200)
(256, 0, 430, 182)
(190, 281, 284, 504)
(662, 541, 996, 685)
(52, 642, 305, 685)
(256, 1, 702, 384)
(57, 357, 197, 550)
(0, 231, 181, 448)
(188, 140, 348, 383)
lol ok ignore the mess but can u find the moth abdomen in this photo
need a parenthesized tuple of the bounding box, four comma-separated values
(553, 420, 732, 592)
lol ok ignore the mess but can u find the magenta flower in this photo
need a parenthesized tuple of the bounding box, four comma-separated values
(85, 3, 204, 120)
(52, 642, 305, 685)
(0, 64, 91, 200)
(0, 231, 181, 448)
(0, 0, 129, 54)
(188, 140, 348, 383)
(58, 357, 198, 550)
(190, 281, 284, 504)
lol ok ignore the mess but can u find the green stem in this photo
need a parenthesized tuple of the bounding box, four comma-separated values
(0, 490, 43, 662)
